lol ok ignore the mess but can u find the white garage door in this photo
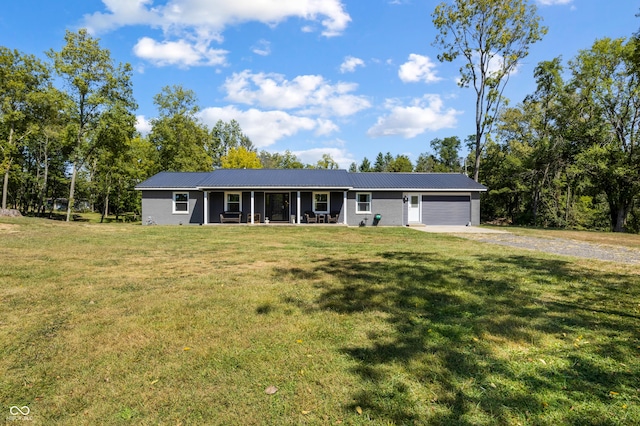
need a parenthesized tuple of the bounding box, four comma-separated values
(424, 195, 471, 225)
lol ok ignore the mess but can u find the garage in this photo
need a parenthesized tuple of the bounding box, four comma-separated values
(423, 195, 471, 225)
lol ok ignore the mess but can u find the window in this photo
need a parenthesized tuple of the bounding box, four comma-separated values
(356, 192, 371, 214)
(225, 192, 241, 212)
(173, 192, 189, 214)
(314, 192, 329, 213)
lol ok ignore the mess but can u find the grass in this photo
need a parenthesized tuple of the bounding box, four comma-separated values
(1, 218, 639, 425)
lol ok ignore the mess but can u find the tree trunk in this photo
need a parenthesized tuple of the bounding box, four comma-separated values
(2, 162, 9, 210)
(37, 139, 49, 217)
(611, 207, 628, 233)
(101, 190, 109, 223)
(66, 162, 77, 222)
(1, 127, 15, 210)
(472, 131, 482, 182)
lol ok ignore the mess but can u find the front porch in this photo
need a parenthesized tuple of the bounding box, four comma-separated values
(202, 190, 348, 225)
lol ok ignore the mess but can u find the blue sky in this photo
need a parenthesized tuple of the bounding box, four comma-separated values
(1, 0, 638, 168)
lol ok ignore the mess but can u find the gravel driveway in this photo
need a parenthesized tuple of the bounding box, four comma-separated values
(457, 232, 640, 265)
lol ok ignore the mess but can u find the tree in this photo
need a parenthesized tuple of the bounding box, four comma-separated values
(0, 47, 50, 209)
(496, 58, 574, 226)
(415, 153, 437, 172)
(358, 157, 372, 172)
(432, 0, 547, 181)
(221, 147, 262, 169)
(430, 136, 462, 172)
(48, 29, 136, 221)
(259, 150, 304, 169)
(568, 38, 640, 232)
(149, 85, 212, 172)
(388, 154, 414, 172)
(316, 153, 339, 169)
(348, 162, 357, 172)
(211, 119, 254, 166)
(25, 85, 70, 215)
(91, 99, 138, 221)
(373, 152, 386, 172)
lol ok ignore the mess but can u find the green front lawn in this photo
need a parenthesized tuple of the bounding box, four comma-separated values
(1, 218, 638, 424)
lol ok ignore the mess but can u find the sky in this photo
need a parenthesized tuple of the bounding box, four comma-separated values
(0, 0, 638, 168)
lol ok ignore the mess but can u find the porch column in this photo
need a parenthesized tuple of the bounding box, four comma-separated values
(297, 191, 301, 225)
(250, 191, 255, 224)
(343, 191, 347, 225)
(203, 191, 208, 225)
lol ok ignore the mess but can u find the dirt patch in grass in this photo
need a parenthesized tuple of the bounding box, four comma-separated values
(0, 223, 19, 232)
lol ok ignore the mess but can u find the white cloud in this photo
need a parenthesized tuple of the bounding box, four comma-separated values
(222, 70, 371, 117)
(83, 0, 351, 67)
(292, 147, 355, 169)
(340, 56, 364, 73)
(83, 0, 351, 37)
(82, 0, 158, 33)
(367, 95, 460, 139)
(199, 106, 338, 147)
(135, 115, 152, 135)
(398, 54, 441, 83)
(536, 0, 572, 5)
(252, 39, 271, 56)
(133, 37, 228, 67)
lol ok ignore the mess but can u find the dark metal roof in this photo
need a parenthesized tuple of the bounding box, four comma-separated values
(135, 172, 213, 189)
(349, 173, 487, 191)
(197, 169, 351, 189)
(136, 169, 487, 191)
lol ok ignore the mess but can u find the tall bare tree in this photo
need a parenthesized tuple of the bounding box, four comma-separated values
(432, 0, 547, 181)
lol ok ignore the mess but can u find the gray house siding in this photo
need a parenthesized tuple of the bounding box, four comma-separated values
(136, 171, 487, 226)
(142, 190, 203, 225)
(471, 192, 481, 226)
(346, 191, 404, 226)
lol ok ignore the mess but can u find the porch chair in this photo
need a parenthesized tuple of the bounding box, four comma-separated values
(327, 211, 339, 223)
(304, 211, 317, 224)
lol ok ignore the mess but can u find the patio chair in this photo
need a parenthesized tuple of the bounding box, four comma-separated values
(327, 211, 339, 223)
(304, 211, 317, 224)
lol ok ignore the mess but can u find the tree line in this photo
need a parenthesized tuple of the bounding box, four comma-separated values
(2, 1, 640, 232)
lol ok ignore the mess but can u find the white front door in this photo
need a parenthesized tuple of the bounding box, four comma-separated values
(408, 194, 421, 223)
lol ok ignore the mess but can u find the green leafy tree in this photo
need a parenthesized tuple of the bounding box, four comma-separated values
(430, 136, 461, 172)
(415, 153, 437, 172)
(211, 119, 254, 166)
(316, 153, 339, 169)
(259, 150, 304, 169)
(432, 0, 547, 181)
(221, 146, 262, 169)
(149, 85, 212, 172)
(568, 38, 640, 232)
(496, 58, 575, 226)
(388, 154, 414, 172)
(48, 29, 136, 221)
(91, 100, 138, 221)
(27, 86, 71, 215)
(0, 47, 50, 209)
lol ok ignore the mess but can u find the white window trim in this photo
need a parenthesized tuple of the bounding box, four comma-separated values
(173, 192, 189, 214)
(313, 192, 330, 214)
(355, 192, 372, 214)
(224, 192, 242, 212)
